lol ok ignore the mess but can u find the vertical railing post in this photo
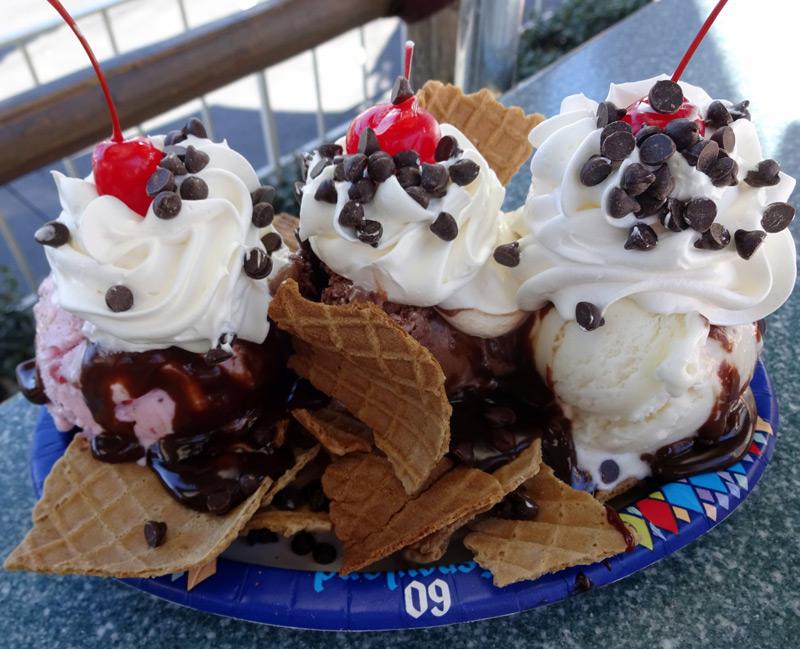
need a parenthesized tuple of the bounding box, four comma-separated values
(310, 48, 326, 146)
(255, 71, 282, 181)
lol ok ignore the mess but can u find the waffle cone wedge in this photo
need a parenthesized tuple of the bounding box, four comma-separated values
(404, 440, 543, 564)
(463, 465, 637, 587)
(260, 444, 320, 507)
(270, 280, 451, 494)
(244, 508, 332, 537)
(417, 80, 544, 185)
(5, 437, 271, 578)
(292, 407, 372, 456)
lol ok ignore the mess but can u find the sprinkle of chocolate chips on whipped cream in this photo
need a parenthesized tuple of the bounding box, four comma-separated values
(580, 156, 613, 187)
(694, 223, 731, 250)
(449, 159, 480, 186)
(184, 145, 210, 174)
(396, 166, 421, 188)
(180, 176, 209, 200)
(595, 100, 624, 129)
(434, 135, 461, 161)
(684, 197, 717, 232)
(338, 200, 365, 227)
(394, 150, 420, 169)
(620, 163, 655, 196)
(405, 186, 430, 208)
(638, 132, 676, 165)
(575, 301, 604, 331)
(314, 179, 337, 204)
(709, 125, 735, 152)
(159, 153, 187, 176)
(665, 118, 700, 151)
(357, 127, 381, 156)
(183, 117, 208, 139)
(153, 191, 182, 219)
(705, 101, 733, 129)
(493, 241, 520, 267)
(243, 247, 272, 279)
(309, 157, 332, 180)
(606, 187, 640, 219)
(429, 211, 458, 241)
(367, 151, 395, 182)
(318, 143, 343, 159)
(661, 198, 689, 232)
(635, 125, 661, 147)
(348, 178, 377, 203)
(601, 129, 635, 161)
(34, 221, 70, 247)
(707, 156, 738, 187)
(648, 80, 684, 114)
(624, 223, 658, 251)
(251, 202, 275, 228)
(342, 154, 368, 182)
(356, 219, 383, 246)
(761, 202, 795, 233)
(252, 185, 276, 205)
(421, 163, 449, 194)
(144, 520, 167, 548)
(146, 167, 176, 197)
(745, 159, 781, 188)
(734, 229, 767, 260)
(262, 232, 282, 253)
(105, 285, 134, 312)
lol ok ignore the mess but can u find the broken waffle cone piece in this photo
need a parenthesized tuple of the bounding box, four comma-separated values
(417, 80, 545, 185)
(186, 558, 217, 591)
(292, 407, 372, 456)
(272, 213, 300, 253)
(244, 507, 332, 537)
(463, 465, 637, 587)
(404, 440, 543, 564)
(594, 477, 641, 504)
(4, 437, 270, 578)
(260, 444, 320, 507)
(270, 280, 451, 494)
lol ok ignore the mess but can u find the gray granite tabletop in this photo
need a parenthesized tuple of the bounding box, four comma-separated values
(1, 0, 798, 646)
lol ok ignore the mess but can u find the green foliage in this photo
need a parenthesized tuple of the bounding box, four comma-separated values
(0, 267, 35, 400)
(518, 0, 651, 79)
(269, 157, 305, 217)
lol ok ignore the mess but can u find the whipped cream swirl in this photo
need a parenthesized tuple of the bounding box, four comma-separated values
(299, 124, 505, 312)
(46, 134, 287, 354)
(515, 76, 796, 326)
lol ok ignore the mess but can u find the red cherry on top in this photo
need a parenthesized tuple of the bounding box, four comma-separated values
(623, 97, 705, 136)
(48, 0, 162, 216)
(345, 40, 441, 163)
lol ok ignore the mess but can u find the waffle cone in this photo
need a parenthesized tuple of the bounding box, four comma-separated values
(417, 80, 544, 185)
(244, 508, 332, 536)
(404, 440, 543, 564)
(292, 407, 372, 456)
(271, 213, 300, 253)
(595, 477, 641, 504)
(5, 437, 270, 578)
(270, 280, 450, 494)
(463, 465, 636, 587)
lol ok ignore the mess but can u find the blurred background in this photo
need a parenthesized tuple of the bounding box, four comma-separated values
(0, 0, 650, 398)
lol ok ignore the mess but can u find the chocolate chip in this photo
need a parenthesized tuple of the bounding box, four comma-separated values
(309, 157, 331, 179)
(245, 529, 278, 545)
(239, 473, 261, 497)
(734, 229, 766, 260)
(601, 130, 636, 161)
(449, 158, 480, 185)
(243, 248, 272, 279)
(338, 200, 364, 227)
(695, 140, 720, 173)
(342, 153, 368, 182)
(646, 164, 674, 201)
(596, 101, 621, 128)
(493, 241, 520, 267)
(164, 129, 187, 146)
(356, 219, 382, 246)
(152, 191, 182, 219)
(252, 185, 276, 205)
(600, 120, 632, 143)
(146, 167, 176, 197)
(251, 202, 274, 228)
(451, 440, 475, 466)
(429, 211, 458, 241)
(303, 480, 329, 513)
(105, 285, 134, 312)
(34, 221, 70, 247)
(291, 531, 316, 555)
(684, 197, 717, 232)
(390, 75, 414, 105)
(620, 163, 655, 196)
(730, 100, 750, 121)
(318, 143, 343, 159)
(635, 125, 662, 147)
(435, 135, 461, 161)
(707, 156, 738, 187)
(348, 178, 377, 203)
(509, 488, 539, 520)
(634, 192, 667, 218)
(367, 151, 395, 182)
(396, 166, 421, 188)
(599, 459, 619, 484)
(421, 163, 449, 193)
(710, 125, 735, 152)
(294, 180, 305, 205)
(314, 179, 338, 203)
(405, 186, 429, 208)
(624, 223, 658, 250)
(333, 163, 345, 182)
(694, 223, 731, 250)
(261, 231, 282, 253)
(143, 520, 167, 548)
(183, 117, 208, 138)
(761, 202, 795, 233)
(639, 133, 676, 165)
(580, 156, 613, 186)
(661, 198, 688, 232)
(576, 301, 604, 331)
(205, 346, 233, 364)
(744, 159, 781, 188)
(705, 101, 732, 129)
(180, 176, 208, 200)
(607, 186, 640, 218)
(394, 150, 420, 168)
(312, 542, 337, 564)
(159, 153, 187, 176)
(273, 486, 300, 510)
(648, 80, 683, 114)
(665, 118, 700, 151)
(206, 489, 233, 514)
(183, 145, 210, 174)
(357, 127, 380, 156)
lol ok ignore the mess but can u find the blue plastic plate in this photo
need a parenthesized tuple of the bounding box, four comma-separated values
(29, 361, 778, 630)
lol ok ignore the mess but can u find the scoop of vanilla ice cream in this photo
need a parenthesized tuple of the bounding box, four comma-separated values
(532, 299, 761, 488)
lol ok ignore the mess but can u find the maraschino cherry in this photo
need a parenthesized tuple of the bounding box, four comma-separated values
(345, 41, 441, 163)
(47, 0, 162, 216)
(623, 0, 729, 135)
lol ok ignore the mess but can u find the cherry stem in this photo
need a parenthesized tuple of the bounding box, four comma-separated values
(47, 0, 124, 143)
(672, 0, 729, 82)
(404, 40, 414, 82)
